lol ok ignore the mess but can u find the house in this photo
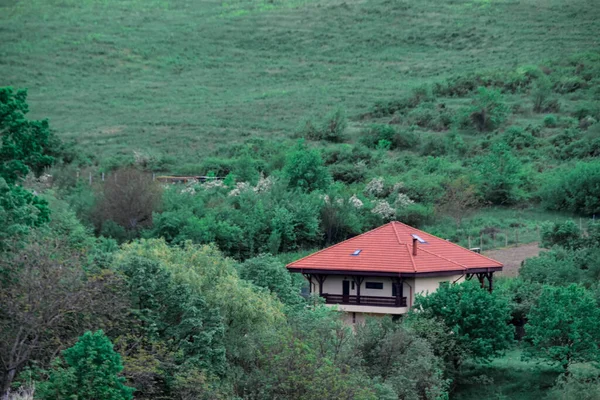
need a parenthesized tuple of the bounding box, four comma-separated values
(287, 221, 503, 324)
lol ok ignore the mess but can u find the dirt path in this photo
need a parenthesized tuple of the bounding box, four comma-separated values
(483, 242, 545, 277)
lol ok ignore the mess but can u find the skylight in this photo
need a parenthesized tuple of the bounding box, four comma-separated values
(411, 234, 427, 244)
(351, 249, 362, 256)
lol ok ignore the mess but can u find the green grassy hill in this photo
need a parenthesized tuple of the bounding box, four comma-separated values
(1, 0, 599, 167)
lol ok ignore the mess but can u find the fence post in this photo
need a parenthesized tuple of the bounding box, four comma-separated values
(102, 172, 105, 182)
(515, 228, 519, 246)
(505, 231, 508, 247)
(89, 172, 92, 185)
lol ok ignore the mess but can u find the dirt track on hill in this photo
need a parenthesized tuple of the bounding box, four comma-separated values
(483, 243, 545, 277)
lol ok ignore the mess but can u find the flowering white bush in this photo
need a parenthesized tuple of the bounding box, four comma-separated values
(371, 200, 396, 220)
(348, 194, 364, 209)
(202, 179, 225, 190)
(228, 181, 251, 196)
(2, 387, 35, 400)
(395, 193, 415, 208)
(320, 194, 331, 204)
(392, 181, 405, 192)
(364, 177, 385, 197)
(253, 174, 275, 193)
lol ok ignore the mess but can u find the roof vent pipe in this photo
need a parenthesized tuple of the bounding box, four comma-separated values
(412, 237, 418, 256)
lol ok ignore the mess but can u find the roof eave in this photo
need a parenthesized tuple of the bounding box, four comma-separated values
(287, 266, 503, 278)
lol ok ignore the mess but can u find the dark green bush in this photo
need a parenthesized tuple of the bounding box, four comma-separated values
(540, 220, 582, 249)
(572, 102, 600, 120)
(502, 126, 537, 150)
(329, 162, 366, 184)
(543, 114, 558, 127)
(553, 76, 586, 93)
(361, 124, 418, 150)
(540, 160, 600, 215)
(299, 108, 347, 143)
(459, 87, 509, 132)
(406, 102, 454, 131)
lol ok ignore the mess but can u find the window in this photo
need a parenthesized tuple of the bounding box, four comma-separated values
(366, 282, 383, 290)
(351, 249, 362, 256)
(392, 283, 403, 297)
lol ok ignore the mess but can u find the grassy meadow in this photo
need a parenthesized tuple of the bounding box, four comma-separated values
(1, 0, 599, 167)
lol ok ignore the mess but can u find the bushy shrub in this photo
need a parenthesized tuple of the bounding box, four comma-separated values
(459, 87, 509, 132)
(553, 75, 586, 93)
(283, 140, 331, 192)
(198, 157, 234, 176)
(543, 114, 558, 127)
(93, 168, 162, 234)
(532, 79, 560, 113)
(540, 220, 581, 249)
(546, 376, 600, 400)
(502, 126, 537, 150)
(572, 101, 600, 121)
(407, 102, 454, 131)
(475, 143, 526, 205)
(360, 124, 418, 150)
(396, 203, 434, 227)
(322, 144, 373, 166)
(297, 108, 347, 143)
(329, 162, 366, 184)
(37, 330, 134, 400)
(540, 160, 600, 215)
(370, 98, 411, 118)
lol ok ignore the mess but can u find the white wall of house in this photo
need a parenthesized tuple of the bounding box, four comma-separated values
(318, 275, 411, 298)
(307, 273, 465, 319)
(413, 274, 465, 298)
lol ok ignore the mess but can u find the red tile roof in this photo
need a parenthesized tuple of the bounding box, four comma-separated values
(287, 221, 503, 275)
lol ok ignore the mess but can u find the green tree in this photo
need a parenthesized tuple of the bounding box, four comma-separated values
(0, 177, 50, 247)
(523, 284, 600, 376)
(540, 220, 582, 249)
(354, 317, 449, 400)
(410, 281, 513, 370)
(462, 87, 508, 132)
(475, 142, 525, 205)
(118, 255, 226, 375)
(0, 87, 59, 184)
(283, 140, 331, 192)
(540, 160, 600, 215)
(239, 254, 303, 307)
(0, 233, 126, 394)
(37, 330, 134, 400)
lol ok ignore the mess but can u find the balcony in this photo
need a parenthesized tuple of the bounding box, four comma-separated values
(322, 293, 407, 307)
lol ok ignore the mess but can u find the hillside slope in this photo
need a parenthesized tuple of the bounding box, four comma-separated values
(1, 0, 599, 166)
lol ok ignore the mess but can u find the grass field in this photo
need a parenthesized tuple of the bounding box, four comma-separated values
(1, 0, 599, 167)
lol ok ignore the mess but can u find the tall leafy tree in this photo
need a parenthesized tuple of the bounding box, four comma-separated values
(239, 254, 303, 307)
(37, 330, 134, 400)
(523, 284, 600, 376)
(118, 255, 226, 375)
(0, 233, 126, 394)
(475, 142, 525, 205)
(410, 280, 513, 370)
(283, 140, 331, 192)
(0, 87, 59, 184)
(0, 177, 50, 247)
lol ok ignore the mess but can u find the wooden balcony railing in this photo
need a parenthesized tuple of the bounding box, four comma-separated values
(322, 293, 407, 307)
